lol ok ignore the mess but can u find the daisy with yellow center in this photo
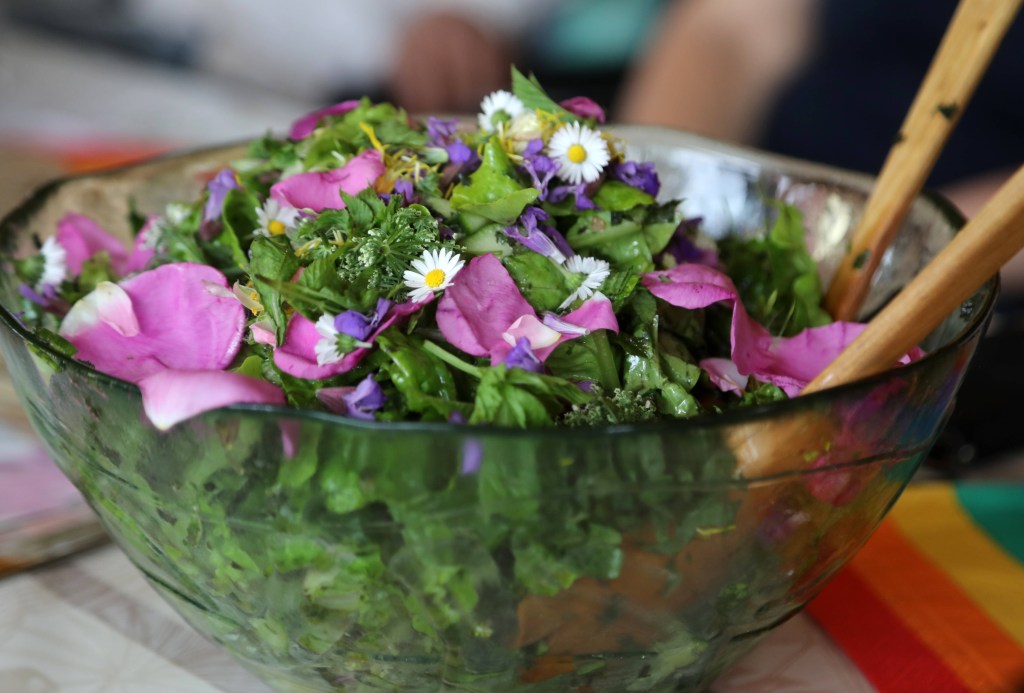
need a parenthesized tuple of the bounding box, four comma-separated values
(547, 122, 610, 185)
(403, 248, 465, 303)
(255, 198, 301, 238)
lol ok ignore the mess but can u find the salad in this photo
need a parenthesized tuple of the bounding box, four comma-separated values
(0, 69, 942, 693)
(9, 68, 866, 432)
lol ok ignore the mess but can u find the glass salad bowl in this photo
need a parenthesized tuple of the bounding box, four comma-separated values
(0, 127, 994, 692)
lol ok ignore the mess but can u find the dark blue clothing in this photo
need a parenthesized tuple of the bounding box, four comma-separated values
(760, 0, 1024, 185)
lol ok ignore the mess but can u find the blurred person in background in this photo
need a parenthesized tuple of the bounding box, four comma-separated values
(2, 0, 661, 113)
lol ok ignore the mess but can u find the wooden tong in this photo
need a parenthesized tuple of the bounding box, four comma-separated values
(824, 0, 1022, 321)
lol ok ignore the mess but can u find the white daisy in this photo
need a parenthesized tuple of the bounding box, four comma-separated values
(403, 248, 465, 303)
(547, 122, 610, 185)
(559, 255, 611, 310)
(314, 313, 343, 366)
(478, 90, 525, 133)
(37, 237, 68, 290)
(255, 198, 302, 237)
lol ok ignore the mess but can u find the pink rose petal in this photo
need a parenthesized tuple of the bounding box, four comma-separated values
(270, 150, 384, 212)
(57, 213, 131, 276)
(250, 322, 277, 346)
(643, 263, 872, 396)
(502, 314, 561, 349)
(60, 263, 245, 383)
(138, 369, 285, 431)
(559, 96, 606, 124)
(437, 254, 536, 358)
(124, 215, 158, 274)
(700, 358, 749, 395)
(59, 281, 140, 339)
(289, 100, 360, 140)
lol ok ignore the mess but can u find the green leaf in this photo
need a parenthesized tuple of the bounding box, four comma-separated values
(593, 180, 655, 212)
(719, 201, 831, 336)
(510, 66, 568, 116)
(375, 332, 462, 419)
(469, 366, 555, 427)
(502, 252, 568, 313)
(217, 188, 259, 270)
(450, 141, 525, 209)
(544, 331, 621, 390)
(249, 236, 301, 342)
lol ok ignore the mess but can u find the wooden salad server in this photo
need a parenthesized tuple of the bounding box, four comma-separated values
(736, 164, 1024, 478)
(824, 0, 1022, 321)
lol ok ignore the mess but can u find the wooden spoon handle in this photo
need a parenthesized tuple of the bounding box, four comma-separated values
(736, 165, 1024, 479)
(824, 0, 1022, 321)
(809, 164, 1024, 393)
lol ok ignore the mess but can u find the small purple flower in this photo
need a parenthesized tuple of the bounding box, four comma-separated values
(426, 116, 458, 144)
(612, 161, 660, 197)
(521, 139, 559, 199)
(501, 207, 567, 263)
(203, 169, 239, 223)
(549, 182, 597, 211)
(503, 337, 543, 373)
(449, 411, 483, 475)
(559, 96, 606, 124)
(18, 283, 62, 311)
(341, 375, 386, 421)
(664, 217, 720, 268)
(446, 140, 474, 166)
(427, 116, 477, 169)
(393, 179, 415, 204)
(334, 299, 391, 341)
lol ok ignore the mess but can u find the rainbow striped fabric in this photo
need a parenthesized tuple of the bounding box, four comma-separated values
(809, 482, 1024, 693)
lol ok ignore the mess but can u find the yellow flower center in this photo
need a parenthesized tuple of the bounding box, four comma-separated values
(268, 220, 286, 235)
(424, 268, 446, 288)
(567, 143, 588, 164)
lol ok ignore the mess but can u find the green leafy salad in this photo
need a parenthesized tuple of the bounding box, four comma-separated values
(10, 68, 850, 432)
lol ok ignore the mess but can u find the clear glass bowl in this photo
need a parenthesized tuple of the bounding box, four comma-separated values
(0, 127, 995, 692)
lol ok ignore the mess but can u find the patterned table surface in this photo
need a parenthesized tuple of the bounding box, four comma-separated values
(0, 420, 873, 693)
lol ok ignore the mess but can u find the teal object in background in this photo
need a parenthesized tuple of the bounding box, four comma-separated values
(531, 0, 664, 72)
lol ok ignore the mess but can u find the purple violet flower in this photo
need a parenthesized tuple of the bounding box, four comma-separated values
(612, 161, 660, 197)
(448, 411, 483, 475)
(203, 169, 239, 223)
(664, 217, 720, 268)
(426, 116, 458, 144)
(521, 139, 559, 200)
(447, 140, 474, 166)
(341, 375, 386, 421)
(427, 116, 477, 169)
(549, 182, 597, 211)
(18, 283, 65, 312)
(501, 207, 567, 263)
(334, 299, 390, 341)
(392, 179, 415, 204)
(503, 337, 543, 373)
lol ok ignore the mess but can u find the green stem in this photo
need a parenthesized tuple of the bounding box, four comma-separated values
(421, 340, 482, 378)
